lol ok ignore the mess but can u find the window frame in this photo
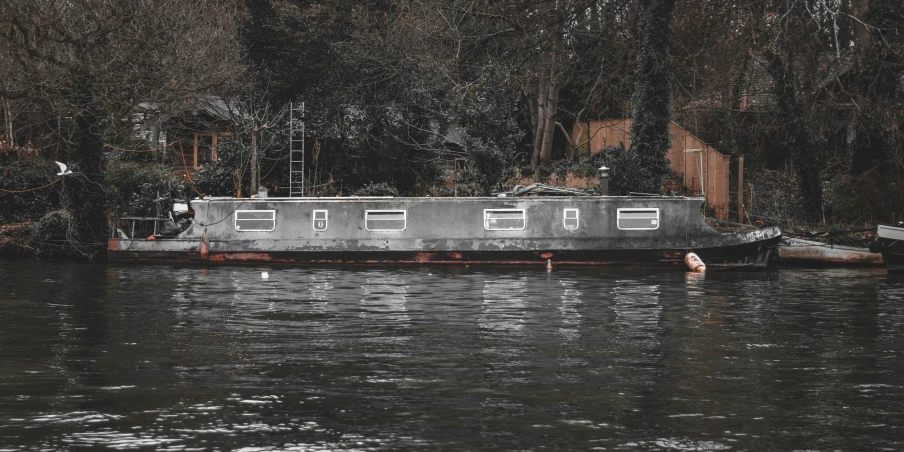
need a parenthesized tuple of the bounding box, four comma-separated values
(313, 209, 328, 231)
(234, 209, 276, 232)
(616, 207, 660, 231)
(483, 209, 527, 231)
(364, 209, 407, 232)
(563, 208, 579, 231)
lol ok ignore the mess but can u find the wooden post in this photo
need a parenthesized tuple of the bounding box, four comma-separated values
(747, 183, 753, 222)
(737, 156, 745, 223)
(193, 132, 199, 169)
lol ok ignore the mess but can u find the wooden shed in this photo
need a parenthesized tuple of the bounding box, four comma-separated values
(572, 119, 730, 220)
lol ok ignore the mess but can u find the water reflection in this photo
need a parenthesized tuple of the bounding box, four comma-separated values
(479, 276, 528, 335)
(557, 279, 582, 342)
(612, 279, 663, 351)
(360, 271, 410, 326)
(1, 262, 903, 450)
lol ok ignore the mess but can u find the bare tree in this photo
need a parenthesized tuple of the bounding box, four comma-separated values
(0, 0, 243, 257)
(224, 84, 289, 193)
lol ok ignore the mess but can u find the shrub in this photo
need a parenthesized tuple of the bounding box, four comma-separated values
(106, 162, 184, 218)
(32, 210, 73, 257)
(0, 156, 61, 223)
(0, 222, 36, 255)
(192, 141, 249, 197)
(589, 145, 657, 195)
(468, 141, 507, 195)
(748, 168, 807, 225)
(830, 170, 904, 225)
(355, 182, 400, 197)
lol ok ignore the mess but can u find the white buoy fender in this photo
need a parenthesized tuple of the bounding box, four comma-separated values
(685, 252, 706, 273)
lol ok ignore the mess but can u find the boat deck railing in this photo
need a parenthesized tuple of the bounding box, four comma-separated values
(111, 216, 169, 240)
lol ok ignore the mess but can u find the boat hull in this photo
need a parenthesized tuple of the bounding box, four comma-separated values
(779, 238, 884, 267)
(873, 225, 904, 274)
(108, 197, 781, 270)
(108, 231, 781, 269)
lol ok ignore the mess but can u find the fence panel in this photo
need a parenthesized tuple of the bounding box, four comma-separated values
(572, 119, 730, 220)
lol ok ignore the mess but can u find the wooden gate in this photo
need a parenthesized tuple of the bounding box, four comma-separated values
(572, 119, 730, 220)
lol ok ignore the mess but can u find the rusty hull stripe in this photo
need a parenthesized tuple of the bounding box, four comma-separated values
(109, 251, 758, 267)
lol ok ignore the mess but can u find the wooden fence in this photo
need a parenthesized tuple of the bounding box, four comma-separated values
(572, 119, 730, 220)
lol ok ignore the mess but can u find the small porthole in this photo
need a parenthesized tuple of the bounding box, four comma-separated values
(313, 210, 328, 231)
(564, 208, 579, 231)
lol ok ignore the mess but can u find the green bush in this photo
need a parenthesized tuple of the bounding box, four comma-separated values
(355, 182, 400, 197)
(106, 161, 184, 217)
(589, 145, 656, 195)
(0, 156, 61, 223)
(830, 170, 904, 225)
(32, 210, 73, 257)
(468, 142, 507, 195)
(192, 141, 249, 197)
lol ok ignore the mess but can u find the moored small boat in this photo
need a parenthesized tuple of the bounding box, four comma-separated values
(779, 237, 884, 267)
(108, 195, 782, 269)
(871, 224, 904, 274)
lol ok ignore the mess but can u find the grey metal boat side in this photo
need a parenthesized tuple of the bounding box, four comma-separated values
(109, 195, 781, 268)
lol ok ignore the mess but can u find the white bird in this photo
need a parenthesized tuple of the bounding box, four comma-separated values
(261, 271, 269, 279)
(54, 161, 72, 176)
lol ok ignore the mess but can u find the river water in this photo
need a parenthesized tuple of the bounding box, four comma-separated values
(1, 259, 903, 451)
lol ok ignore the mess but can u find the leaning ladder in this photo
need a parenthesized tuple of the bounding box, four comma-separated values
(289, 102, 305, 197)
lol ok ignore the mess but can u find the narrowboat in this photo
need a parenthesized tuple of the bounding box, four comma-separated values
(870, 224, 904, 274)
(108, 195, 782, 269)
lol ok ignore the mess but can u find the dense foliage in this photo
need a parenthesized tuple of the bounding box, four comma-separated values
(0, 155, 60, 223)
(106, 162, 185, 218)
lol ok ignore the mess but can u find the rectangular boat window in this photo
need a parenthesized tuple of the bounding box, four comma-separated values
(484, 209, 526, 231)
(313, 210, 328, 231)
(365, 210, 406, 231)
(617, 208, 660, 230)
(564, 208, 579, 230)
(235, 210, 276, 232)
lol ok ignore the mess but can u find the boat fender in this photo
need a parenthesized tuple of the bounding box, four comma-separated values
(546, 259, 553, 271)
(200, 232, 209, 259)
(685, 252, 706, 273)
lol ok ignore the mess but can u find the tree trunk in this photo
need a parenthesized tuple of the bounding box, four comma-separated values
(538, 58, 559, 167)
(629, 0, 675, 194)
(530, 1, 564, 169)
(851, 0, 872, 61)
(250, 130, 259, 193)
(766, 51, 822, 223)
(66, 99, 108, 258)
(1, 96, 12, 145)
(531, 55, 549, 167)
